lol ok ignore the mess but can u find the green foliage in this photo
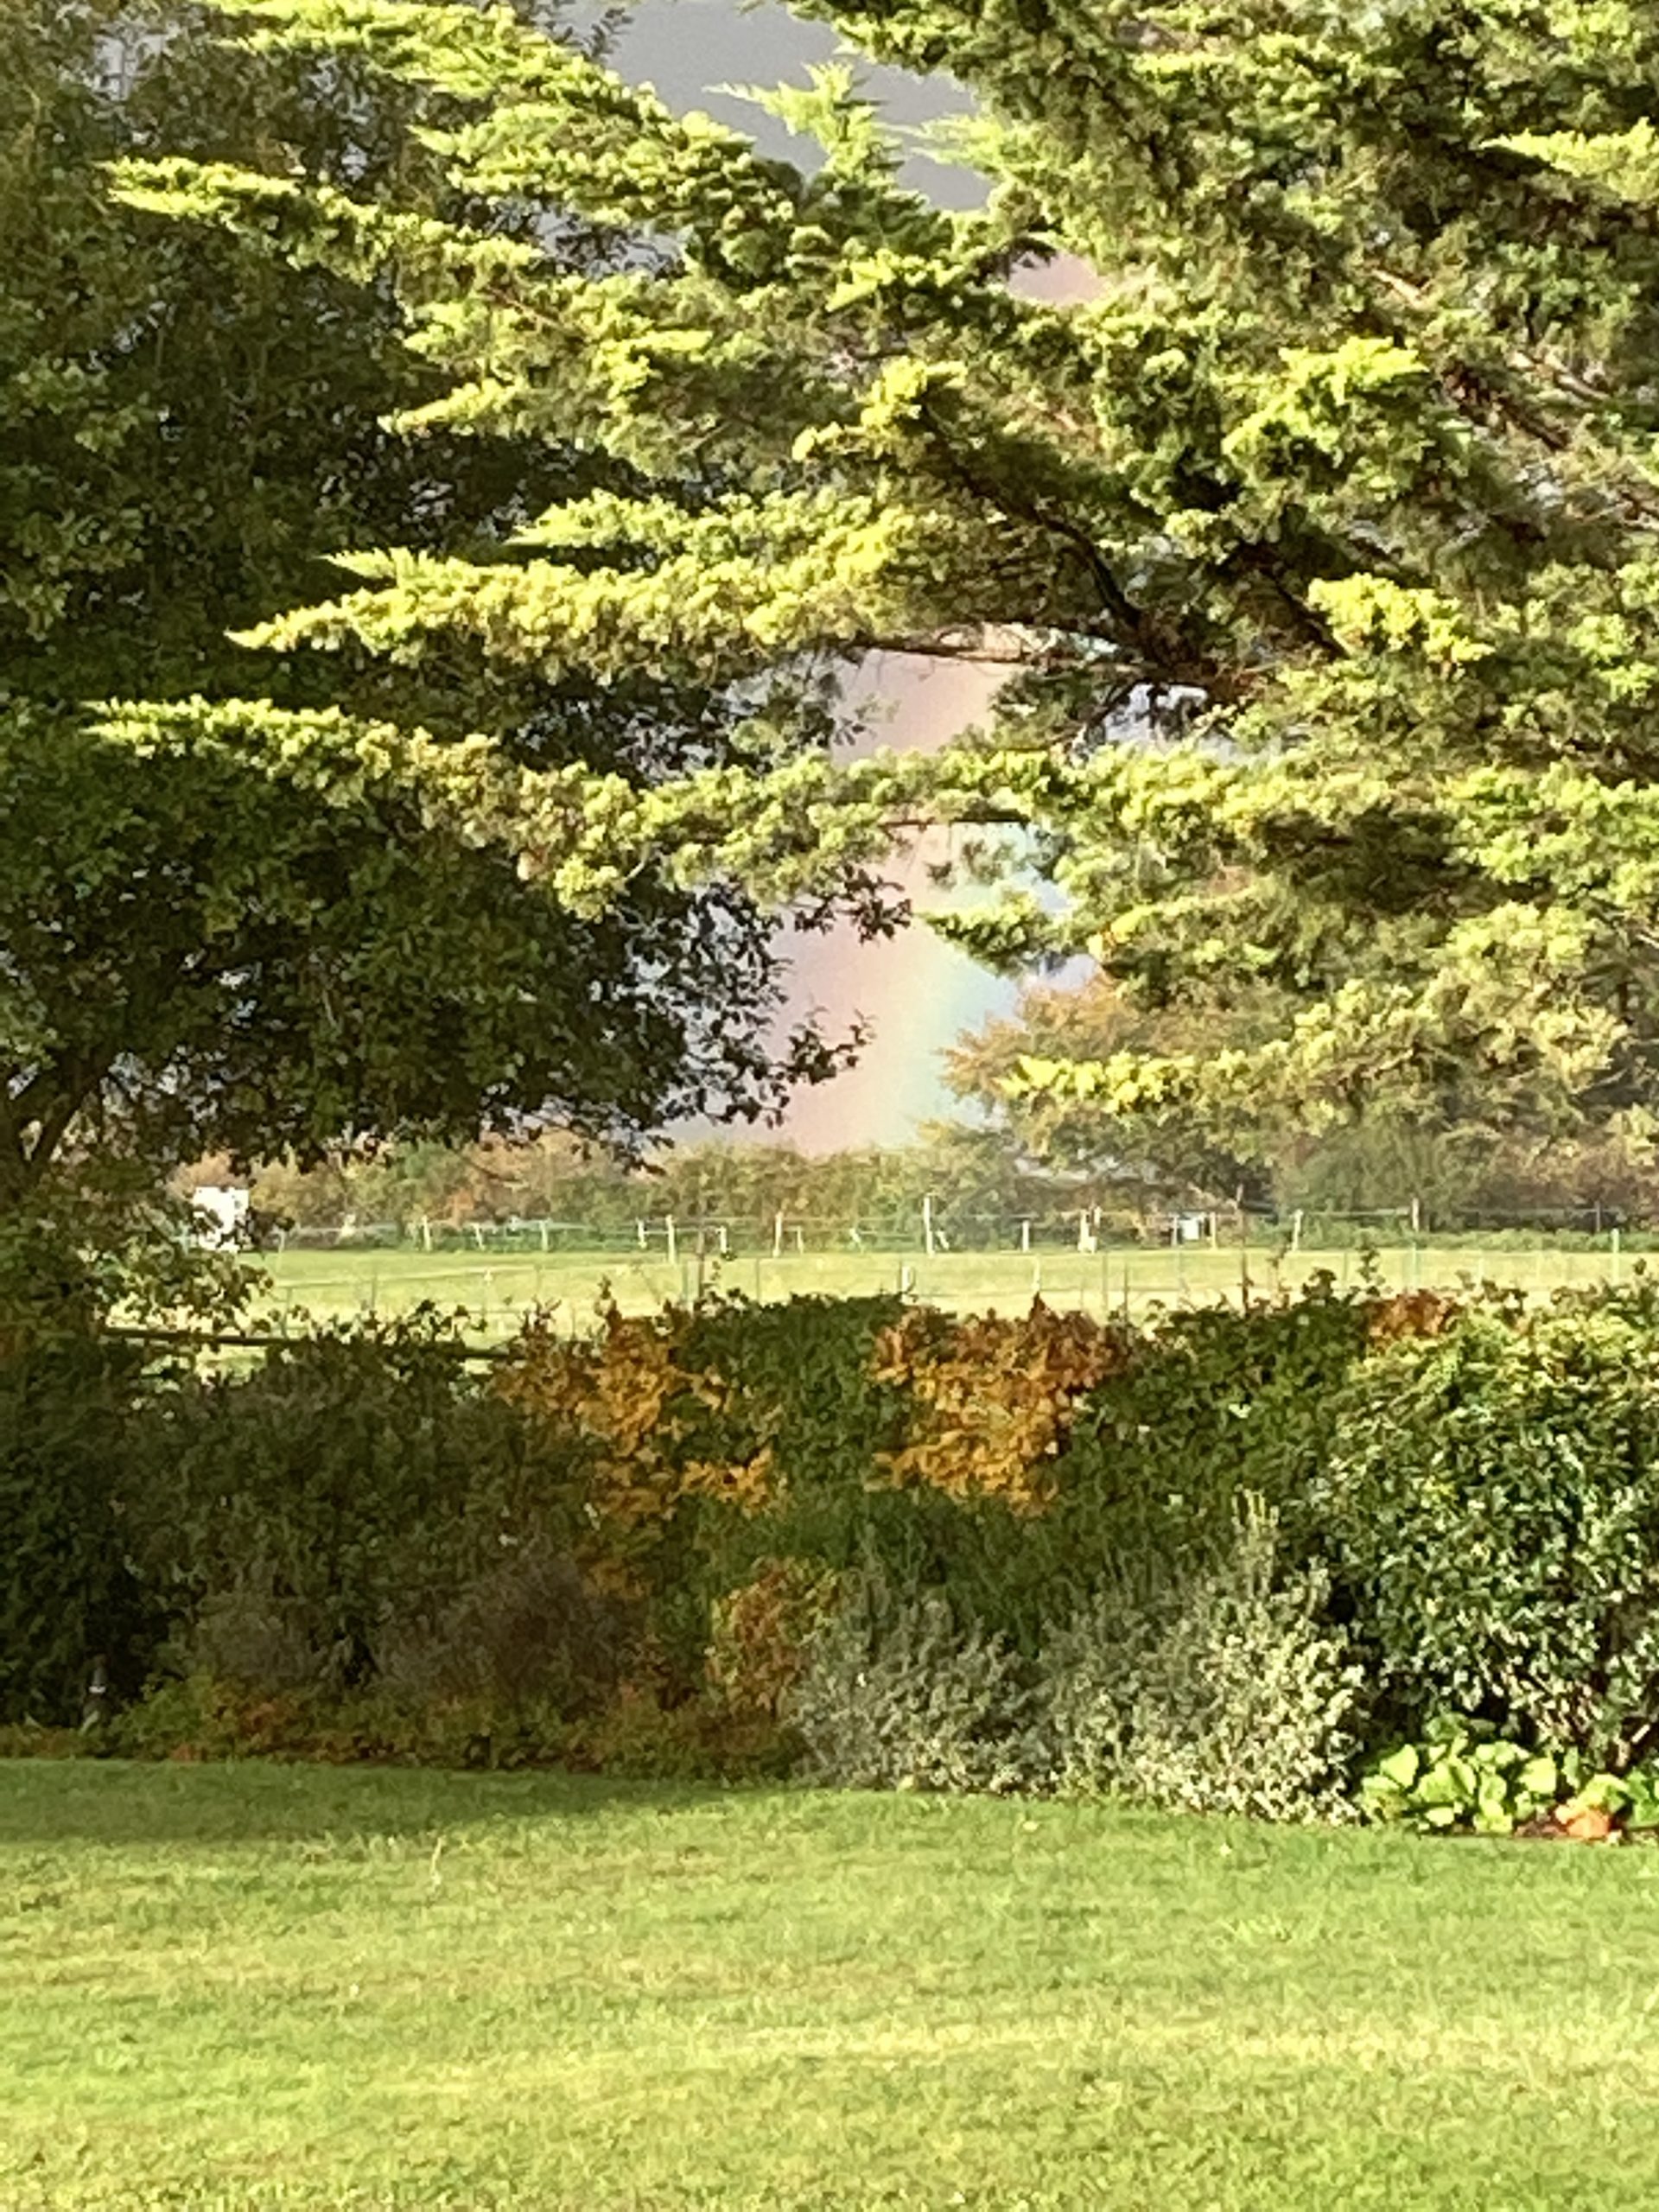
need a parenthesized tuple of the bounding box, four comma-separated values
(0, 1182, 243, 1726)
(2, 0, 861, 1217)
(790, 1560, 1044, 1796)
(21, 1278, 1659, 1820)
(102, 0, 1659, 1160)
(622, 1293, 914, 1680)
(0, 1324, 156, 1725)
(954, 1287, 1373, 1649)
(1308, 1288, 1659, 1764)
(130, 1313, 575, 1696)
(1359, 1721, 1572, 1838)
(1040, 1497, 1361, 1823)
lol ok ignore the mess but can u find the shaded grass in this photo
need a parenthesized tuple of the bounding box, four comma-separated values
(3, 1766, 1656, 2206)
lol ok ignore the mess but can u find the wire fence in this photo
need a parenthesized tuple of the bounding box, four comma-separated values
(240, 1205, 1659, 1338)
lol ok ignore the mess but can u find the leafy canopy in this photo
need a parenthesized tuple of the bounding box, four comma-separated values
(1, 0, 864, 1210)
(116, 0, 1659, 1148)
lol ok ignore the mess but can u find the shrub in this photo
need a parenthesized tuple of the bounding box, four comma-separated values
(936, 1286, 1376, 1650)
(789, 1560, 1045, 1795)
(1307, 1289, 1659, 1764)
(871, 1301, 1128, 1512)
(372, 1534, 626, 1717)
(1359, 1720, 1567, 1835)
(704, 1557, 839, 1721)
(1040, 1497, 1361, 1822)
(0, 1324, 160, 1724)
(130, 1314, 582, 1698)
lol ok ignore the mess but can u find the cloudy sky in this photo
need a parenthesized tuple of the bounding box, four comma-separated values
(600, 1, 1018, 1151)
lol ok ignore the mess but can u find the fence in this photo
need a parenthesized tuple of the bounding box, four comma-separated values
(243, 1206, 1659, 1338)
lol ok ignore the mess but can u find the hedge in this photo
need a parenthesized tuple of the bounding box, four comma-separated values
(9, 1278, 1659, 1823)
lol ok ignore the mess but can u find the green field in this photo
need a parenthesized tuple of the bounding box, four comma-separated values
(3, 1762, 1657, 2209)
(246, 1238, 1643, 1336)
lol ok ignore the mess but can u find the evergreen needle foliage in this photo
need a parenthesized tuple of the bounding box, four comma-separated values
(113, 0, 1659, 1158)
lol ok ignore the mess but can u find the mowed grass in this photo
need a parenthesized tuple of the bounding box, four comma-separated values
(3, 1764, 1657, 2209)
(246, 1239, 1634, 1336)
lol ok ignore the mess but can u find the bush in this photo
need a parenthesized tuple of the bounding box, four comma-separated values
(790, 1560, 1045, 1795)
(129, 1315, 586, 1700)
(909, 1287, 1373, 1652)
(703, 1557, 838, 1721)
(0, 1324, 160, 1725)
(31, 1273, 1659, 1819)
(1307, 1289, 1659, 1764)
(1040, 1497, 1361, 1822)
(372, 1534, 626, 1717)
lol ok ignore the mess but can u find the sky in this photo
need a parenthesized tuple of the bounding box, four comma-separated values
(604, 1, 1022, 1151)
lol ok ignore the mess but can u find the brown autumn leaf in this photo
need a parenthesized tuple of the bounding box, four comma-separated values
(1559, 1806, 1615, 1842)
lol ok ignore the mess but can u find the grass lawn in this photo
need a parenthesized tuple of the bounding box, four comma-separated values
(246, 1239, 1634, 1336)
(2, 1764, 1656, 2209)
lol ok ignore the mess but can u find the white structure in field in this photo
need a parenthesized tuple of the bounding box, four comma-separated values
(191, 1184, 251, 1248)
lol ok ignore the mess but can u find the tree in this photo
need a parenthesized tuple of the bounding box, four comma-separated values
(2, 0, 868, 1213)
(943, 976, 1275, 1207)
(119, 0, 1659, 1164)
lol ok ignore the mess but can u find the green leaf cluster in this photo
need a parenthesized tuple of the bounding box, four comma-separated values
(1361, 1722, 1569, 1836)
(2, 0, 870, 1206)
(111, 0, 1659, 1143)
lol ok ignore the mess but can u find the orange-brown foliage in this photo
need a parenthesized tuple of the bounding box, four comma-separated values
(495, 1305, 779, 1576)
(872, 1300, 1128, 1512)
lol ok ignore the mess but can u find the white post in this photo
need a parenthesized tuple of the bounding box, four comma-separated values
(664, 1214, 677, 1267)
(718, 1224, 729, 1256)
(794, 1225, 805, 1256)
(772, 1209, 785, 1259)
(538, 1220, 550, 1253)
(636, 1217, 648, 1249)
(1020, 1217, 1031, 1254)
(923, 1193, 936, 1258)
(1410, 1194, 1422, 1236)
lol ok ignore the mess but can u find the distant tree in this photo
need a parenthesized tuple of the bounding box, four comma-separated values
(944, 976, 1277, 1208)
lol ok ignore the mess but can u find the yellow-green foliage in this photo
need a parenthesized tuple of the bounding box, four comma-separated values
(99, 0, 1659, 1160)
